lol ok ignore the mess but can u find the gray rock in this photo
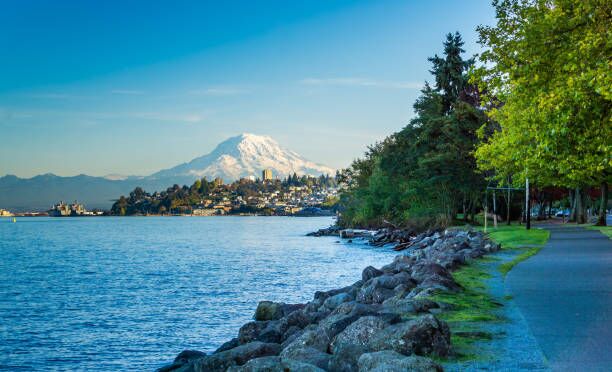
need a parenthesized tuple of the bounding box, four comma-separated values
(358, 350, 443, 371)
(328, 344, 365, 372)
(304, 298, 325, 313)
(323, 292, 353, 310)
(239, 321, 278, 344)
(410, 262, 453, 283)
(214, 338, 240, 353)
(254, 301, 284, 321)
(419, 273, 461, 292)
(254, 301, 304, 321)
(314, 284, 358, 303)
(226, 356, 282, 372)
(174, 349, 206, 363)
(280, 328, 304, 350)
(330, 316, 389, 355)
(157, 350, 206, 372)
(226, 356, 326, 372)
(380, 255, 414, 274)
(368, 314, 450, 357)
(281, 358, 326, 371)
(280, 325, 302, 343)
(362, 266, 383, 282)
(356, 281, 395, 304)
(318, 313, 362, 339)
(382, 298, 439, 315)
(188, 342, 281, 372)
(280, 343, 332, 370)
(328, 315, 399, 371)
(278, 309, 312, 332)
(282, 329, 331, 353)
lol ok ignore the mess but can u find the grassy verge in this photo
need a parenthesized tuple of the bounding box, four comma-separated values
(586, 225, 612, 238)
(433, 224, 550, 362)
(498, 247, 541, 276)
(478, 224, 550, 249)
(472, 224, 550, 277)
(429, 262, 502, 361)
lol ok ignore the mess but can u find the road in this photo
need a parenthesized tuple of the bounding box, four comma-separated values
(507, 224, 612, 371)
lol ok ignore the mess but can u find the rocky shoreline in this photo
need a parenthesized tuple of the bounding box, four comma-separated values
(158, 229, 500, 371)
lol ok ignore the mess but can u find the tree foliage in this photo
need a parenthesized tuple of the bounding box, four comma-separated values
(473, 0, 611, 188)
(338, 33, 488, 228)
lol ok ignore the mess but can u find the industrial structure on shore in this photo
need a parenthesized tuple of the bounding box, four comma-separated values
(48, 201, 87, 217)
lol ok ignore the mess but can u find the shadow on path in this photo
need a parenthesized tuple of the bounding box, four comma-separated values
(507, 225, 612, 371)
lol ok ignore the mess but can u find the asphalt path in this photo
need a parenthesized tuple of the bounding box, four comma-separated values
(507, 223, 612, 371)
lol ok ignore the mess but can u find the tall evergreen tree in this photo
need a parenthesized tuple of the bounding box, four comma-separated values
(338, 33, 487, 228)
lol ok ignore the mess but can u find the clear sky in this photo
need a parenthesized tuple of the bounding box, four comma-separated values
(0, 0, 496, 178)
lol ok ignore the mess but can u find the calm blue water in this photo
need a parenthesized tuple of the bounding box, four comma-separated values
(0, 217, 392, 371)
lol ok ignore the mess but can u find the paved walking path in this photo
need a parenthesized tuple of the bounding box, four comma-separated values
(507, 225, 612, 371)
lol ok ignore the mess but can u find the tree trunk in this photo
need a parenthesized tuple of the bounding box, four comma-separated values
(575, 187, 586, 224)
(548, 199, 553, 219)
(597, 182, 608, 226)
(569, 189, 577, 222)
(469, 203, 475, 224)
(506, 189, 512, 225)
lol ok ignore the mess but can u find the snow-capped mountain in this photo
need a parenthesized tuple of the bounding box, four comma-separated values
(151, 133, 335, 182)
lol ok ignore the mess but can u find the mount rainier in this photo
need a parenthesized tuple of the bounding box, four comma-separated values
(151, 133, 335, 182)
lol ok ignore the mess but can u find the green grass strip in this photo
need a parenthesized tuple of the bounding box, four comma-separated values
(586, 225, 612, 238)
(499, 247, 542, 276)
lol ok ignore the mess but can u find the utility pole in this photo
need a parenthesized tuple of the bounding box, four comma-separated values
(526, 177, 531, 230)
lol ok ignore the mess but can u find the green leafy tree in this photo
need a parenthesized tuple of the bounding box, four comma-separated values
(474, 0, 612, 224)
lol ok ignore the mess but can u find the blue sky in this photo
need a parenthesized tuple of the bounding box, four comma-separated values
(0, 0, 495, 178)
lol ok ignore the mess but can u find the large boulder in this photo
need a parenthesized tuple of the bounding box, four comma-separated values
(226, 356, 326, 372)
(356, 280, 395, 304)
(254, 301, 304, 321)
(214, 338, 240, 353)
(188, 342, 281, 372)
(330, 316, 389, 355)
(279, 346, 331, 370)
(323, 292, 353, 311)
(357, 350, 443, 372)
(328, 315, 400, 371)
(381, 298, 439, 317)
(380, 255, 414, 274)
(410, 263, 452, 283)
(281, 329, 331, 353)
(362, 266, 383, 282)
(238, 321, 282, 344)
(157, 350, 206, 372)
(318, 313, 362, 340)
(279, 330, 332, 369)
(368, 314, 450, 357)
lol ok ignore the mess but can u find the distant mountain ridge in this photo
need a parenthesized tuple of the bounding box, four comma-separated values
(0, 134, 336, 211)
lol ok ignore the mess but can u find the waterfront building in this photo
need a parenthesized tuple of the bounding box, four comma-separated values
(0, 208, 14, 217)
(48, 201, 87, 217)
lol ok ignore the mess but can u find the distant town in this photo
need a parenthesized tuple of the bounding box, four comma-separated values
(110, 169, 340, 217)
(0, 169, 340, 217)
